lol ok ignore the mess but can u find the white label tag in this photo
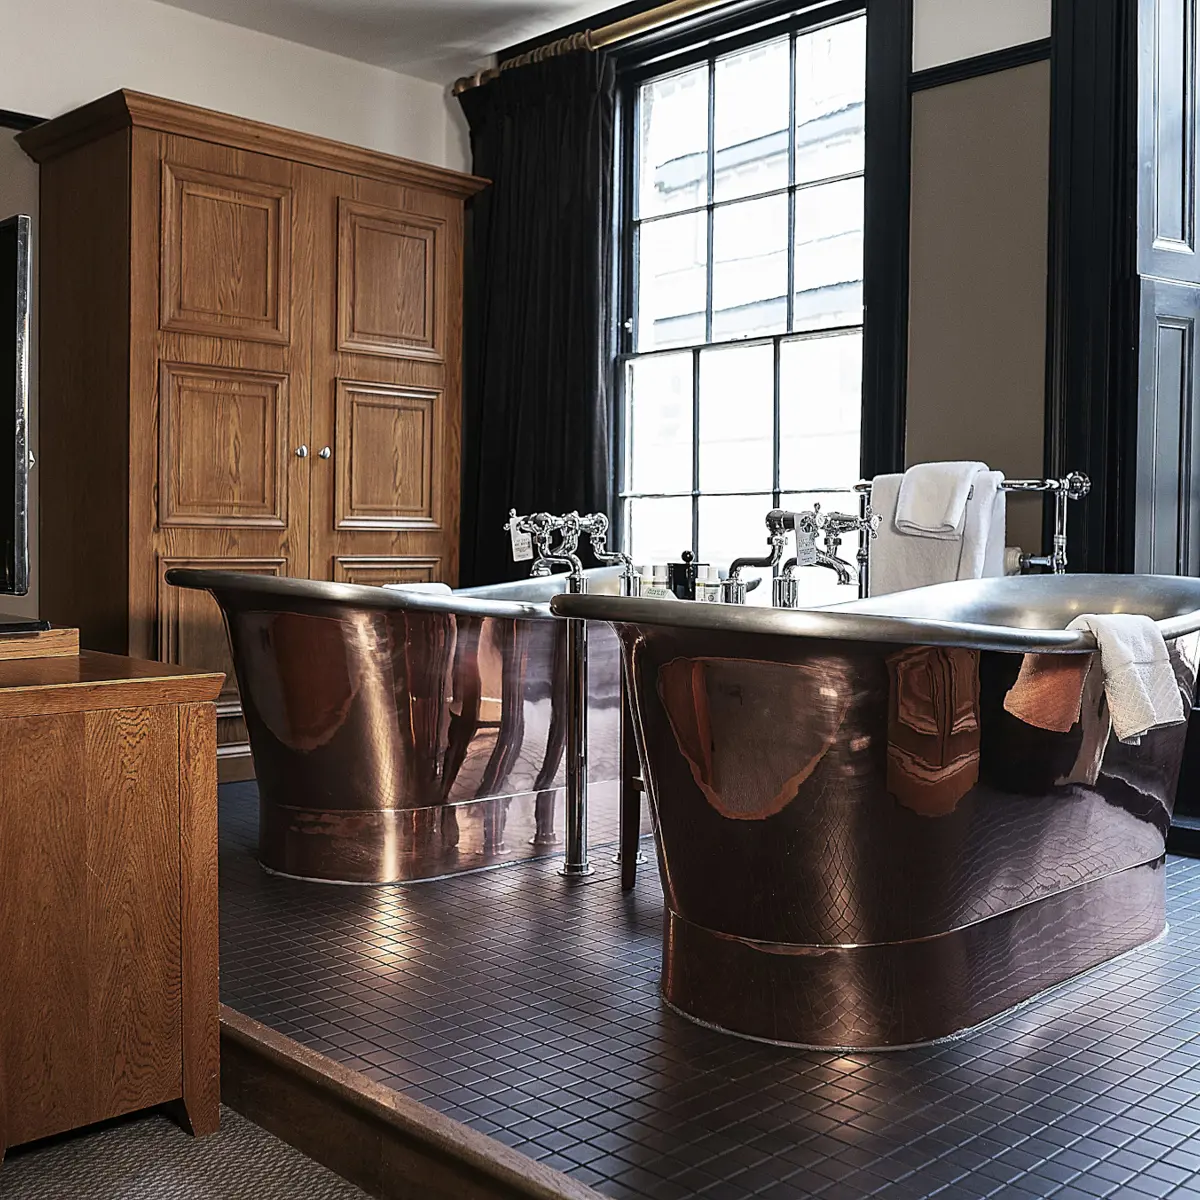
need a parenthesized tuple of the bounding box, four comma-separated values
(510, 526, 534, 562)
(796, 528, 818, 567)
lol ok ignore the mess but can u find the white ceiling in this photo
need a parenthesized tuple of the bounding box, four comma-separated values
(153, 0, 615, 84)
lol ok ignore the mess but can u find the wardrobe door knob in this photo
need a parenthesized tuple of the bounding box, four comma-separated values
(295, 445, 309, 458)
(318, 446, 332, 460)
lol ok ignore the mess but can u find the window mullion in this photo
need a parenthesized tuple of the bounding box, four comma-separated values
(787, 31, 797, 334)
(773, 337, 782, 510)
(692, 346, 702, 558)
(704, 56, 716, 348)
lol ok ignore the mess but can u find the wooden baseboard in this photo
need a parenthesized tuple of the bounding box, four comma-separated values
(217, 749, 256, 784)
(219, 1007, 601, 1200)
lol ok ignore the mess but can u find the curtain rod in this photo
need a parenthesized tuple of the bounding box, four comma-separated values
(452, 0, 735, 95)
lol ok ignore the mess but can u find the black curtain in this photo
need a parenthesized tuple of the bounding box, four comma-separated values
(457, 52, 617, 585)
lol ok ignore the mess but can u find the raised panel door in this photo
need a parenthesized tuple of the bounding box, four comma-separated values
(303, 165, 463, 584)
(131, 130, 314, 779)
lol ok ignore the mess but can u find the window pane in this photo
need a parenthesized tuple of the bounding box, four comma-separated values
(626, 496, 693, 566)
(625, 354, 694, 494)
(780, 491, 862, 605)
(712, 194, 788, 341)
(793, 177, 863, 331)
(637, 211, 708, 351)
(795, 17, 866, 186)
(637, 65, 709, 219)
(713, 37, 790, 202)
(699, 342, 774, 492)
(698, 493, 774, 606)
(779, 332, 862, 490)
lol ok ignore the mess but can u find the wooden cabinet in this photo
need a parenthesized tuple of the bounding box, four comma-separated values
(0, 633, 222, 1158)
(19, 91, 485, 777)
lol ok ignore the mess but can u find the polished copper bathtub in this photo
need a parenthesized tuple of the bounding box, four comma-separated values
(554, 575, 1200, 1049)
(167, 567, 630, 883)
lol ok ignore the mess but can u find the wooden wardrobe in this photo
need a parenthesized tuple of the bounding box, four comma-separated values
(20, 91, 486, 777)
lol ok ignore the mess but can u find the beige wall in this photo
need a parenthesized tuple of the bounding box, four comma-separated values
(913, 0, 1052, 70)
(0, 0, 471, 618)
(0, 0, 467, 171)
(905, 61, 1051, 555)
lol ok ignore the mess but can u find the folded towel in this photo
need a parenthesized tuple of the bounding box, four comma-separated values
(869, 470, 1006, 596)
(1065, 613, 1186, 742)
(895, 461, 987, 538)
(382, 581, 453, 595)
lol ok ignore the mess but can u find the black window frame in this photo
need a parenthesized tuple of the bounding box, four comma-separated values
(611, 0, 896, 562)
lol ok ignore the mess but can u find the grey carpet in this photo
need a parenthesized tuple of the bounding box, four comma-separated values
(0, 1107, 369, 1199)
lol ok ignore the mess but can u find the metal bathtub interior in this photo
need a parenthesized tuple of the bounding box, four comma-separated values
(167, 567, 625, 884)
(553, 575, 1200, 1049)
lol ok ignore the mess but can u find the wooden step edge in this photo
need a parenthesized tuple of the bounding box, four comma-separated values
(219, 1006, 604, 1200)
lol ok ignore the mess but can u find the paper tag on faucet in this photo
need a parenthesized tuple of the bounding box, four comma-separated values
(796, 528, 818, 567)
(510, 526, 534, 562)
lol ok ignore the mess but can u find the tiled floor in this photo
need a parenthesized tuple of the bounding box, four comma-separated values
(0, 1106, 369, 1199)
(220, 782, 1200, 1200)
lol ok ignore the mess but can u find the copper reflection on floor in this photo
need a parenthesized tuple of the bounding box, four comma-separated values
(219, 782, 1200, 1200)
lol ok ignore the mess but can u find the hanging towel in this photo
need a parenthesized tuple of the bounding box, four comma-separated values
(895, 460, 987, 538)
(869, 469, 1006, 596)
(1057, 657, 1112, 787)
(1003, 652, 1092, 733)
(1064, 614, 1186, 743)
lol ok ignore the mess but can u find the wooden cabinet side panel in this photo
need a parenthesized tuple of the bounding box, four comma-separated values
(178, 701, 220, 1135)
(37, 134, 132, 651)
(85, 704, 182, 1118)
(0, 713, 90, 1146)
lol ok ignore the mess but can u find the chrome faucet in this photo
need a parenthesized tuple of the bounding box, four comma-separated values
(722, 509, 793, 604)
(729, 504, 881, 608)
(577, 512, 639, 597)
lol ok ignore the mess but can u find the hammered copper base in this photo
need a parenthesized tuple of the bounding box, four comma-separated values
(662, 858, 1167, 1048)
(259, 781, 620, 884)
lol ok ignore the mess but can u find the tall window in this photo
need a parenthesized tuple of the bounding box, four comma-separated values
(618, 12, 866, 601)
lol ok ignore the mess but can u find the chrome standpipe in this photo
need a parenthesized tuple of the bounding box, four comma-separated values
(506, 509, 593, 878)
(578, 514, 647, 882)
(562, 580, 591, 878)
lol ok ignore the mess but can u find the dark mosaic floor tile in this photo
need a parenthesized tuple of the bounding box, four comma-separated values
(218, 783, 1200, 1200)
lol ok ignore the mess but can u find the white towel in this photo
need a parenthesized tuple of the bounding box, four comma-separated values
(895, 461, 987, 538)
(382, 581, 453, 595)
(868, 469, 1006, 597)
(1065, 614, 1186, 743)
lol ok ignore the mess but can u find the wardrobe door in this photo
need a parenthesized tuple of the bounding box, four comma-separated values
(130, 129, 313, 776)
(300, 164, 463, 586)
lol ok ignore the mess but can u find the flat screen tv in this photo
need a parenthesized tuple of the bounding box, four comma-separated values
(0, 213, 31, 599)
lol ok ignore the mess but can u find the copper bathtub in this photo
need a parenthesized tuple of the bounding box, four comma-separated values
(554, 575, 1200, 1049)
(168, 567, 632, 883)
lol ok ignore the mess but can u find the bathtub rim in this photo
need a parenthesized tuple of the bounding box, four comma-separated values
(552, 573, 1200, 653)
(164, 566, 617, 622)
